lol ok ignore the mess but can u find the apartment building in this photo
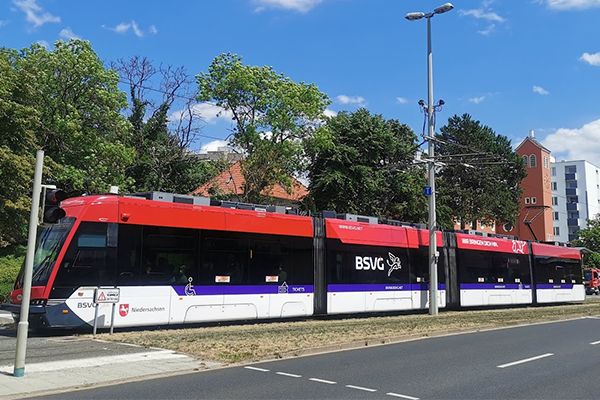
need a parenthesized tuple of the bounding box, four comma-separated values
(551, 160, 600, 242)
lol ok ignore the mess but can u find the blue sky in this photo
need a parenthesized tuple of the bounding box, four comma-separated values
(3, 0, 600, 166)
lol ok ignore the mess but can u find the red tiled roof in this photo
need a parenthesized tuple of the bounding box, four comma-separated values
(190, 160, 308, 201)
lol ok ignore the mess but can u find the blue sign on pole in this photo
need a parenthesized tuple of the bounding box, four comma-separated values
(424, 187, 432, 196)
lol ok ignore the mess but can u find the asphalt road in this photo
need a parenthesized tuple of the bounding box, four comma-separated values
(0, 328, 162, 367)
(29, 317, 600, 400)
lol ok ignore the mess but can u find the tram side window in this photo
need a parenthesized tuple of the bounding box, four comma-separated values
(408, 247, 445, 284)
(141, 226, 199, 285)
(457, 249, 492, 283)
(291, 237, 313, 285)
(534, 257, 582, 284)
(116, 224, 142, 285)
(201, 231, 248, 285)
(52, 222, 116, 298)
(506, 255, 531, 284)
(250, 237, 290, 285)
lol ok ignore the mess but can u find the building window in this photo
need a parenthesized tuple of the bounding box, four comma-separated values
(552, 197, 558, 206)
(529, 154, 537, 168)
(565, 165, 576, 174)
(554, 227, 560, 236)
(531, 197, 537, 204)
(525, 197, 530, 204)
(522, 155, 528, 168)
(543, 156, 549, 169)
(554, 212, 559, 221)
(551, 167, 556, 176)
(552, 182, 557, 191)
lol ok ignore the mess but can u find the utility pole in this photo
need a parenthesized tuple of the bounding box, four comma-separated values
(14, 150, 44, 377)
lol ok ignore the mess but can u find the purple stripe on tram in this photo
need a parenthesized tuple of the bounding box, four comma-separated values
(460, 283, 532, 290)
(536, 284, 575, 289)
(327, 284, 445, 292)
(172, 285, 314, 296)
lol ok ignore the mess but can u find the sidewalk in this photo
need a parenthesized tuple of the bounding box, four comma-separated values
(0, 311, 221, 399)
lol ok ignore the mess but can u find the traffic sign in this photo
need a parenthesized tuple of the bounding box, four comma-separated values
(94, 287, 120, 304)
(424, 187, 432, 196)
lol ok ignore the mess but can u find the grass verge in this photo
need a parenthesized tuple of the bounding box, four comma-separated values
(95, 299, 600, 365)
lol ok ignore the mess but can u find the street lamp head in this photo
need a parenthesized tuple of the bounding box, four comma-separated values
(433, 2, 454, 15)
(405, 12, 425, 21)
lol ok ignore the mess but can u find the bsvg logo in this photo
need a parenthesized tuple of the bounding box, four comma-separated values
(119, 304, 129, 317)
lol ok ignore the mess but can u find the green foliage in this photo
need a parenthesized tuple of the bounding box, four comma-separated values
(573, 216, 600, 251)
(0, 50, 39, 245)
(0, 245, 25, 303)
(197, 53, 330, 203)
(304, 108, 428, 222)
(2, 40, 134, 196)
(125, 92, 220, 194)
(436, 114, 526, 229)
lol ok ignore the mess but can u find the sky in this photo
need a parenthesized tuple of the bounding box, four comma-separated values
(2, 0, 600, 166)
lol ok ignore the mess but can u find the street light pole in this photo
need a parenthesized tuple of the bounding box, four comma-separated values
(406, 2, 453, 316)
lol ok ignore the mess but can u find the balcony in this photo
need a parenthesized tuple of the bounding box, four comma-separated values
(567, 218, 579, 227)
(565, 173, 577, 181)
(566, 188, 578, 196)
(568, 234, 579, 242)
(566, 203, 579, 211)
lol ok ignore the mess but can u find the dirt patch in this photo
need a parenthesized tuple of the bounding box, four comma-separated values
(92, 299, 600, 364)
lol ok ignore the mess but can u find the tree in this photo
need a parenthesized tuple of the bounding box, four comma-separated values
(2, 40, 135, 196)
(196, 53, 330, 204)
(304, 108, 429, 221)
(0, 51, 39, 246)
(573, 216, 600, 269)
(112, 56, 224, 194)
(435, 114, 526, 229)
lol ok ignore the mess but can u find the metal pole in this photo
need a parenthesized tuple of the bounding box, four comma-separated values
(14, 150, 44, 377)
(427, 16, 439, 316)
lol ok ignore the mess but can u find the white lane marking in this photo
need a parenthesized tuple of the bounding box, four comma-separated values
(0, 350, 189, 374)
(387, 392, 420, 400)
(309, 378, 337, 384)
(346, 384, 377, 392)
(497, 353, 554, 368)
(244, 366, 270, 372)
(590, 340, 600, 345)
(276, 372, 302, 378)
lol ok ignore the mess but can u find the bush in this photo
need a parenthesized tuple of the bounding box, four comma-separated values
(0, 244, 26, 303)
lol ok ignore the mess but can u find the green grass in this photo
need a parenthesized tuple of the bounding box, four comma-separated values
(0, 244, 25, 302)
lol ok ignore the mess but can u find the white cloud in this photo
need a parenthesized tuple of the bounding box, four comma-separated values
(542, 119, 600, 167)
(533, 85, 550, 95)
(478, 24, 496, 36)
(131, 21, 143, 37)
(200, 140, 230, 154)
(59, 27, 80, 40)
(36, 40, 49, 49)
(469, 96, 486, 104)
(458, 8, 505, 23)
(253, 0, 323, 13)
(13, 0, 60, 28)
(541, 0, 600, 10)
(459, 2, 506, 36)
(580, 52, 600, 66)
(396, 97, 409, 105)
(103, 21, 157, 37)
(0, 20, 9, 27)
(335, 95, 366, 107)
(323, 108, 337, 118)
(170, 102, 234, 125)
